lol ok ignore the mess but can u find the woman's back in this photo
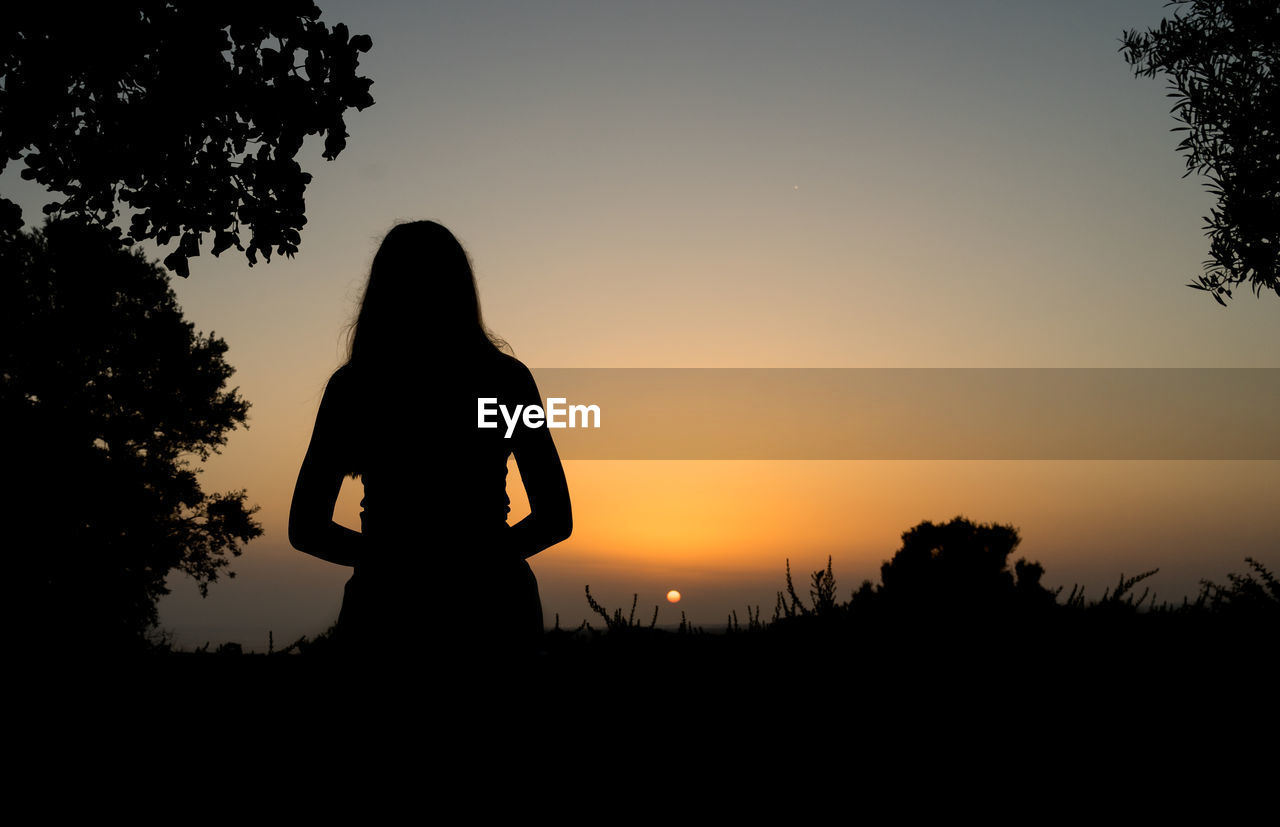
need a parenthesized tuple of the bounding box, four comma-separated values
(289, 220, 570, 660)
(335, 351, 530, 536)
(315, 350, 554, 655)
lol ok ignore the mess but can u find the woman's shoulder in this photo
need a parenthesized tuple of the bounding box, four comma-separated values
(495, 351, 538, 385)
(493, 350, 529, 374)
(482, 351, 541, 400)
(322, 362, 368, 405)
(326, 362, 356, 391)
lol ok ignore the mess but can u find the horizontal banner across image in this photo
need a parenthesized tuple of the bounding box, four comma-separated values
(518, 368, 1280, 460)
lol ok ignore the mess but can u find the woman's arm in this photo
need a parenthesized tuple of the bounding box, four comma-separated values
(288, 373, 365, 568)
(505, 366, 572, 560)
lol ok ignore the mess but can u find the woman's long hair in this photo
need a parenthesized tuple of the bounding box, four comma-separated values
(344, 221, 509, 369)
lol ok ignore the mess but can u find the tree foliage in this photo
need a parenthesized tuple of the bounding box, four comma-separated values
(1121, 0, 1279, 304)
(1, 220, 263, 649)
(0, 2, 374, 277)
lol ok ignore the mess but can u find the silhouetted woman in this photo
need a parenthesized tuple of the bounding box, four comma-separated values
(288, 221, 571, 659)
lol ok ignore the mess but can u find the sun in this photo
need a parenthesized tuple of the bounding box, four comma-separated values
(666, 589, 681, 604)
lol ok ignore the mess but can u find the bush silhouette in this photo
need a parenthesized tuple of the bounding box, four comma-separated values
(876, 516, 1054, 615)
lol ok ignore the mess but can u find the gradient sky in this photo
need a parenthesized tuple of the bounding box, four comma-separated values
(6, 0, 1279, 648)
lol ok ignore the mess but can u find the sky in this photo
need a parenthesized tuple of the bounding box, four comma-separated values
(6, 0, 1279, 648)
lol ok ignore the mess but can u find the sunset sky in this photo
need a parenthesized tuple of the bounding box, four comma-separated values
(6, 0, 1279, 648)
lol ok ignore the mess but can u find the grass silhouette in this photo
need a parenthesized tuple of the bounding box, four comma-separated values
(150, 518, 1276, 684)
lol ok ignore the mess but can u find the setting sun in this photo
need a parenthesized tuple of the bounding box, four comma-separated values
(666, 590, 682, 604)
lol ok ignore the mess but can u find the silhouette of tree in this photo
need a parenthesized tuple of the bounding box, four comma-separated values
(877, 516, 1054, 613)
(1, 220, 262, 650)
(1121, 0, 1279, 304)
(0, 2, 374, 277)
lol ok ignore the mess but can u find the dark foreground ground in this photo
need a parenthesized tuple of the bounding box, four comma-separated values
(28, 611, 1274, 721)
(14, 614, 1274, 806)
(17, 547, 1277, 794)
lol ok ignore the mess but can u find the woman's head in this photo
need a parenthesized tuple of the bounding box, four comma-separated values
(346, 221, 508, 365)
